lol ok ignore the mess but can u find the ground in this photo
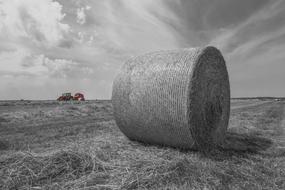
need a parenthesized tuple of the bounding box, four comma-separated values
(0, 99, 284, 189)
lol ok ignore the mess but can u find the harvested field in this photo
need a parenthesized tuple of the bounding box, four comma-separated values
(0, 99, 284, 189)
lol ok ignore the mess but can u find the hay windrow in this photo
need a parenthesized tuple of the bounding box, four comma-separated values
(112, 46, 230, 150)
(0, 150, 96, 189)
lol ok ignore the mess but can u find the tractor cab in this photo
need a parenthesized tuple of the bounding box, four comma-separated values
(62, 93, 72, 97)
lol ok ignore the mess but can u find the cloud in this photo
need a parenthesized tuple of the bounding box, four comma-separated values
(43, 57, 94, 78)
(82, 0, 180, 54)
(0, 48, 30, 73)
(76, 6, 90, 25)
(22, 54, 94, 78)
(0, 0, 70, 47)
(76, 8, 86, 25)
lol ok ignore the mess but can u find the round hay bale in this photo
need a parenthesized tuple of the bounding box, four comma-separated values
(112, 46, 230, 149)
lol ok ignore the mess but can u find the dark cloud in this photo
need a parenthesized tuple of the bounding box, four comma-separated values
(221, 1, 285, 54)
(162, 0, 269, 46)
(174, 0, 268, 29)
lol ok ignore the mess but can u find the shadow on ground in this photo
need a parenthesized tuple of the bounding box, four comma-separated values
(221, 132, 272, 153)
(125, 131, 273, 156)
(198, 132, 274, 161)
(0, 140, 9, 151)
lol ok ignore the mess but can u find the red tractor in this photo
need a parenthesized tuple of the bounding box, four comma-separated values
(57, 92, 85, 101)
(57, 93, 73, 101)
(73, 93, 85, 101)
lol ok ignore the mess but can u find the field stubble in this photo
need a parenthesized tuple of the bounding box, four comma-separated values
(0, 99, 284, 189)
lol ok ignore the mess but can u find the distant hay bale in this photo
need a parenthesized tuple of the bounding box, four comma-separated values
(112, 46, 230, 149)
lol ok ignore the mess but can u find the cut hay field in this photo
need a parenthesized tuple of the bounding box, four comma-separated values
(0, 99, 284, 189)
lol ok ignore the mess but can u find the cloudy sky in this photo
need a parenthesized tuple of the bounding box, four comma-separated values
(0, 0, 284, 100)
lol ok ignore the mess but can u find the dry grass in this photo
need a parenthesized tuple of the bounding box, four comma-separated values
(0, 99, 284, 189)
(0, 150, 97, 189)
(0, 147, 112, 189)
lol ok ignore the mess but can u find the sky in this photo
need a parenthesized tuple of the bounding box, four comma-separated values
(0, 0, 285, 100)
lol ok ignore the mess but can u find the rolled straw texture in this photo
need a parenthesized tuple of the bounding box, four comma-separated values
(112, 46, 230, 149)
